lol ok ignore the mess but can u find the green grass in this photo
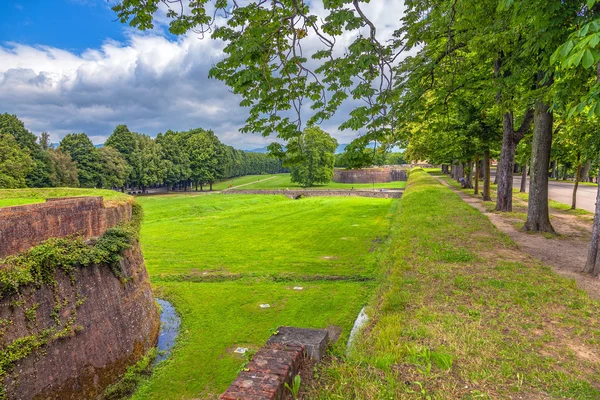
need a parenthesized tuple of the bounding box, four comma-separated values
(132, 281, 371, 399)
(210, 174, 278, 190)
(307, 169, 600, 399)
(132, 193, 397, 398)
(549, 178, 598, 187)
(0, 188, 131, 208)
(232, 173, 407, 190)
(137, 194, 394, 278)
(514, 191, 593, 216)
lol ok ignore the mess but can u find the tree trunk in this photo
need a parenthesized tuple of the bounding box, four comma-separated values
(523, 102, 554, 233)
(495, 113, 517, 211)
(455, 164, 464, 182)
(464, 162, 473, 189)
(572, 153, 581, 210)
(210, 182, 213, 191)
(584, 166, 600, 276)
(474, 154, 479, 195)
(581, 161, 591, 182)
(483, 149, 492, 201)
(520, 162, 527, 193)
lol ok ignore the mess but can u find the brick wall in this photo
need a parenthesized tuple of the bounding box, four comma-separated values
(0, 197, 132, 259)
(333, 168, 407, 184)
(0, 196, 159, 399)
(220, 343, 305, 400)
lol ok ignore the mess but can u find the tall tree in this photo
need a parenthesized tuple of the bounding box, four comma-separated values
(271, 127, 337, 187)
(99, 146, 130, 189)
(0, 134, 34, 188)
(129, 133, 165, 192)
(0, 113, 51, 187)
(47, 148, 79, 187)
(59, 133, 103, 188)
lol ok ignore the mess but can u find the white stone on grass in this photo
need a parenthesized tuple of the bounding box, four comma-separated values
(234, 347, 249, 354)
(259, 304, 271, 308)
(293, 286, 303, 291)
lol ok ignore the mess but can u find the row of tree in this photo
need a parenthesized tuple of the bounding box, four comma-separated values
(110, 0, 600, 275)
(0, 113, 286, 191)
(389, 1, 600, 275)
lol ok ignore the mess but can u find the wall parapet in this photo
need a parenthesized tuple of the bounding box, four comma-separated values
(0, 196, 132, 259)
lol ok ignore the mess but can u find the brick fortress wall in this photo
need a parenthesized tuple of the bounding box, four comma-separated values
(0, 197, 159, 400)
(0, 197, 131, 259)
(333, 167, 407, 184)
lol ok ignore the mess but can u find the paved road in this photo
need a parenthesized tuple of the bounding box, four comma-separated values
(513, 176, 598, 213)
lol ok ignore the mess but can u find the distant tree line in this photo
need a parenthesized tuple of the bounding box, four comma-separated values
(0, 113, 286, 191)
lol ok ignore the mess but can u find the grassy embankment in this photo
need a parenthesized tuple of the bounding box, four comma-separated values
(0, 188, 130, 208)
(229, 173, 407, 190)
(132, 193, 397, 399)
(307, 169, 600, 398)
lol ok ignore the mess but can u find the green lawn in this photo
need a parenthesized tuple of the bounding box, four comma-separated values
(231, 173, 407, 190)
(210, 174, 278, 190)
(0, 188, 131, 208)
(307, 169, 600, 399)
(133, 281, 370, 400)
(133, 193, 397, 398)
(138, 194, 394, 278)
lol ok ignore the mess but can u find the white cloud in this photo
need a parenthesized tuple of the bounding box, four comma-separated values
(0, 1, 406, 149)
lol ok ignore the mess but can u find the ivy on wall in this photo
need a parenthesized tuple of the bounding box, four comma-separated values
(0, 202, 142, 399)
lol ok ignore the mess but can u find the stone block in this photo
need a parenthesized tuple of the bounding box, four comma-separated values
(267, 326, 329, 360)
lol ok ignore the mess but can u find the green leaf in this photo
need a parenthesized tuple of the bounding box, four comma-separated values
(582, 48, 595, 69)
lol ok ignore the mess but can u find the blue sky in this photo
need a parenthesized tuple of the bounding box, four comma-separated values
(0, 0, 405, 149)
(2, 1, 127, 53)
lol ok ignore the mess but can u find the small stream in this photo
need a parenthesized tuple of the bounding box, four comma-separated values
(155, 298, 181, 363)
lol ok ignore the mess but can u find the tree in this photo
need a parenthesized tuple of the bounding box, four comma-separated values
(156, 130, 191, 191)
(105, 124, 138, 163)
(0, 134, 34, 188)
(273, 127, 337, 187)
(129, 133, 165, 192)
(59, 133, 103, 188)
(99, 146, 130, 189)
(185, 129, 222, 191)
(47, 148, 79, 187)
(0, 113, 51, 187)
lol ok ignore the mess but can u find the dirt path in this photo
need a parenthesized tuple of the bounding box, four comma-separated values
(434, 175, 600, 300)
(222, 175, 277, 191)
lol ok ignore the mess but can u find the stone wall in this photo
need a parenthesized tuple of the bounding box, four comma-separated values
(333, 168, 407, 184)
(0, 197, 159, 400)
(0, 197, 132, 259)
(228, 189, 402, 199)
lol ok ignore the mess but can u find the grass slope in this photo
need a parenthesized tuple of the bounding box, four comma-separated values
(138, 194, 394, 278)
(308, 169, 600, 399)
(210, 174, 278, 190)
(133, 281, 370, 399)
(133, 193, 398, 398)
(231, 173, 407, 190)
(0, 188, 131, 208)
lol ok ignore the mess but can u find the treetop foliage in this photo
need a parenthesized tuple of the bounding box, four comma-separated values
(0, 113, 286, 191)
